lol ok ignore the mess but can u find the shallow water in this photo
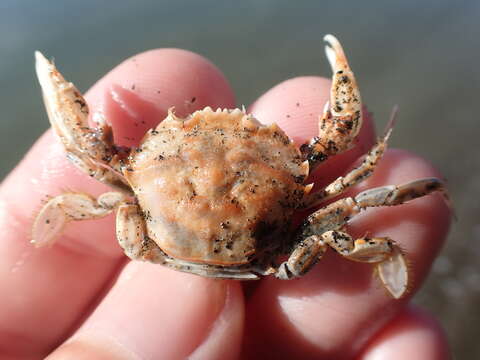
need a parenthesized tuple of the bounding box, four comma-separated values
(1, 0, 479, 357)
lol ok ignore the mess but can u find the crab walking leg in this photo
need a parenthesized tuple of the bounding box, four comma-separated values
(305, 124, 393, 208)
(116, 203, 166, 263)
(35, 52, 132, 194)
(275, 197, 358, 280)
(275, 235, 328, 280)
(32, 192, 126, 247)
(321, 230, 408, 299)
(298, 177, 448, 240)
(301, 34, 362, 170)
(275, 230, 408, 298)
(277, 177, 447, 297)
(354, 177, 449, 209)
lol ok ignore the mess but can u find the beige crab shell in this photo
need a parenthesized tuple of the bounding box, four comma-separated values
(124, 107, 309, 265)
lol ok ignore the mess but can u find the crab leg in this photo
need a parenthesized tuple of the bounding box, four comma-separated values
(300, 177, 448, 237)
(35, 52, 132, 194)
(32, 192, 126, 247)
(275, 235, 328, 280)
(354, 177, 450, 209)
(305, 119, 394, 208)
(322, 231, 407, 299)
(275, 230, 407, 298)
(116, 203, 166, 263)
(276, 177, 448, 298)
(301, 35, 362, 171)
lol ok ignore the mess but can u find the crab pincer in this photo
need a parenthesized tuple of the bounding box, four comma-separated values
(300, 34, 363, 170)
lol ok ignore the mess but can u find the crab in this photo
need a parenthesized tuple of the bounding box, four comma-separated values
(31, 34, 447, 299)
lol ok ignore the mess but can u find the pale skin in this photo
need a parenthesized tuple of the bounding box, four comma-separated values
(0, 43, 451, 358)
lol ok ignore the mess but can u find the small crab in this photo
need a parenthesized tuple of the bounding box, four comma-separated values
(32, 35, 447, 299)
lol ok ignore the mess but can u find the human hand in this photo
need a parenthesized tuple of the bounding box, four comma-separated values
(0, 48, 451, 359)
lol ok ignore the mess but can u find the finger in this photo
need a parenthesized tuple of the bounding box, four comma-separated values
(360, 305, 450, 360)
(46, 263, 244, 360)
(0, 49, 235, 357)
(242, 78, 451, 358)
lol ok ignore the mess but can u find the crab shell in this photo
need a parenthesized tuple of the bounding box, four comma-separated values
(124, 107, 309, 266)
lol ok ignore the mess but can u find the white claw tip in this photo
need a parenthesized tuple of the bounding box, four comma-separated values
(323, 34, 349, 72)
(35, 50, 47, 63)
(323, 34, 338, 44)
(34, 51, 52, 73)
(34, 50, 55, 90)
(323, 34, 343, 53)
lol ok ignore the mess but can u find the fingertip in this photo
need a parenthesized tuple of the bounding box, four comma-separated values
(248, 76, 376, 186)
(88, 48, 235, 110)
(248, 76, 331, 145)
(85, 48, 236, 146)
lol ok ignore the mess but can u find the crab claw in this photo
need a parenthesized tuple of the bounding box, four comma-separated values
(324, 34, 348, 72)
(323, 34, 361, 127)
(376, 247, 409, 299)
(34, 51, 132, 193)
(301, 35, 363, 170)
(34, 51, 89, 144)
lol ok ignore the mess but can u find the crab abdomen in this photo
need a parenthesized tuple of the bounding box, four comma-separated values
(125, 108, 308, 265)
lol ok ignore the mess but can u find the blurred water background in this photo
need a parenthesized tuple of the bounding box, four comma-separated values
(1, 0, 479, 357)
